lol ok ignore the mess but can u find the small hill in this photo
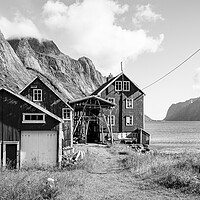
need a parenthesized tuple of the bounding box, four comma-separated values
(164, 97, 200, 121)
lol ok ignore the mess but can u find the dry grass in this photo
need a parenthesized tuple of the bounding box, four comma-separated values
(114, 145, 200, 195)
(1, 144, 200, 199)
(0, 152, 91, 200)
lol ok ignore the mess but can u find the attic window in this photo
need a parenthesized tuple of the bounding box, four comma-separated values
(123, 81, 130, 91)
(115, 81, 122, 91)
(33, 89, 42, 102)
(22, 113, 45, 123)
(62, 108, 71, 120)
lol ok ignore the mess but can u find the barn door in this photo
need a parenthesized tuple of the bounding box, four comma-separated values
(21, 131, 57, 167)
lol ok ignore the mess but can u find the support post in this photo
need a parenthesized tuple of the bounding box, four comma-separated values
(0, 141, 1, 169)
(58, 122, 63, 168)
(70, 110, 73, 147)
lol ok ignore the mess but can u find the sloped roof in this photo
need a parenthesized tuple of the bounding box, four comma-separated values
(0, 87, 63, 122)
(69, 95, 115, 108)
(19, 76, 73, 110)
(91, 72, 144, 96)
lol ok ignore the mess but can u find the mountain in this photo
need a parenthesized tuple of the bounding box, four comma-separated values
(164, 97, 200, 121)
(145, 115, 154, 122)
(0, 29, 105, 101)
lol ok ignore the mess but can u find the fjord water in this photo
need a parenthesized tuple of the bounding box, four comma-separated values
(145, 121, 200, 152)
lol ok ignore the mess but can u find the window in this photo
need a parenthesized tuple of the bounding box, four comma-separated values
(62, 108, 71, 120)
(107, 98, 115, 104)
(33, 89, 42, 101)
(126, 116, 133, 126)
(22, 113, 45, 123)
(123, 81, 130, 91)
(107, 115, 115, 126)
(115, 81, 122, 91)
(126, 98, 133, 108)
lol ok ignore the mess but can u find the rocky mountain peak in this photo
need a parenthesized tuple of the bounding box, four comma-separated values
(0, 30, 106, 101)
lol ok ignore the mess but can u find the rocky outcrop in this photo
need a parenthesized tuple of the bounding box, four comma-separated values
(164, 97, 200, 121)
(0, 31, 106, 100)
(0, 32, 33, 91)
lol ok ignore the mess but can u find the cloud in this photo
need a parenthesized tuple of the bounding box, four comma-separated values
(43, 0, 164, 75)
(0, 13, 41, 39)
(133, 4, 164, 25)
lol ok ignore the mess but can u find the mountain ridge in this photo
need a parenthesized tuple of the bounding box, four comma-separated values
(0, 30, 106, 101)
(164, 97, 200, 121)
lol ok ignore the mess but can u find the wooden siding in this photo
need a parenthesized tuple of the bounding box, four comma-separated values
(100, 74, 144, 133)
(0, 90, 60, 142)
(20, 78, 69, 119)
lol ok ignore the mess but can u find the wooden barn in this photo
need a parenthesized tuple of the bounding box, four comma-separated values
(19, 76, 73, 147)
(69, 96, 115, 143)
(0, 88, 63, 169)
(91, 72, 148, 144)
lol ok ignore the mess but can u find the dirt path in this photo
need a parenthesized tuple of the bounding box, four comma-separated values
(75, 144, 199, 200)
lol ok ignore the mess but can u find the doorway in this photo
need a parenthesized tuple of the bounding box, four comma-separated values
(6, 144, 17, 169)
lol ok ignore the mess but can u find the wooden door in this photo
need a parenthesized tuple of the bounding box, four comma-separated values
(21, 131, 57, 167)
(6, 144, 17, 169)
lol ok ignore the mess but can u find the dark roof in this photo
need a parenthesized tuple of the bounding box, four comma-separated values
(91, 75, 117, 95)
(69, 95, 115, 108)
(91, 72, 144, 95)
(19, 76, 73, 110)
(0, 87, 63, 122)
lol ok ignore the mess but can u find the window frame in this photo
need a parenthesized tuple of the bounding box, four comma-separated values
(126, 98, 133, 109)
(33, 89, 42, 102)
(115, 81, 122, 91)
(22, 113, 45, 123)
(125, 115, 133, 126)
(123, 81, 130, 91)
(107, 98, 115, 104)
(62, 108, 71, 120)
(107, 115, 115, 126)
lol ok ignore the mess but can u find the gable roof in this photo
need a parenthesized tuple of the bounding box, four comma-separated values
(19, 76, 73, 110)
(69, 95, 116, 108)
(0, 87, 63, 123)
(91, 72, 144, 96)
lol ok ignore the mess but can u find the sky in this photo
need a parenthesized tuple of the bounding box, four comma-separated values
(0, 0, 200, 120)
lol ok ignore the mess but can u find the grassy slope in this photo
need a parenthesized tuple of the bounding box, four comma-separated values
(0, 144, 200, 200)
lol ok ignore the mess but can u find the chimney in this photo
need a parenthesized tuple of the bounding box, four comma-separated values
(106, 73, 113, 82)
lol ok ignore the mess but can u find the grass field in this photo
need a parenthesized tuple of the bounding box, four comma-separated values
(1, 143, 200, 199)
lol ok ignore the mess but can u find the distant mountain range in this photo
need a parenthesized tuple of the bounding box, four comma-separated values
(164, 97, 200, 121)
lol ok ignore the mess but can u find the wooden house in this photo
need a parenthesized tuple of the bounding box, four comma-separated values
(0, 88, 63, 169)
(19, 76, 73, 147)
(69, 96, 115, 143)
(91, 72, 147, 143)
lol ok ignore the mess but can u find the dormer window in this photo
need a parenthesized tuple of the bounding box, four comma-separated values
(33, 89, 42, 102)
(62, 108, 71, 120)
(115, 81, 122, 91)
(123, 81, 130, 91)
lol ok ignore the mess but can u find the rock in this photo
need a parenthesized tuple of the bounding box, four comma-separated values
(0, 29, 106, 101)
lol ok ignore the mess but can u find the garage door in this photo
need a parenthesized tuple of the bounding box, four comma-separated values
(21, 131, 57, 167)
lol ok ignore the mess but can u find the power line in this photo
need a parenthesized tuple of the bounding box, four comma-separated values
(142, 49, 200, 90)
